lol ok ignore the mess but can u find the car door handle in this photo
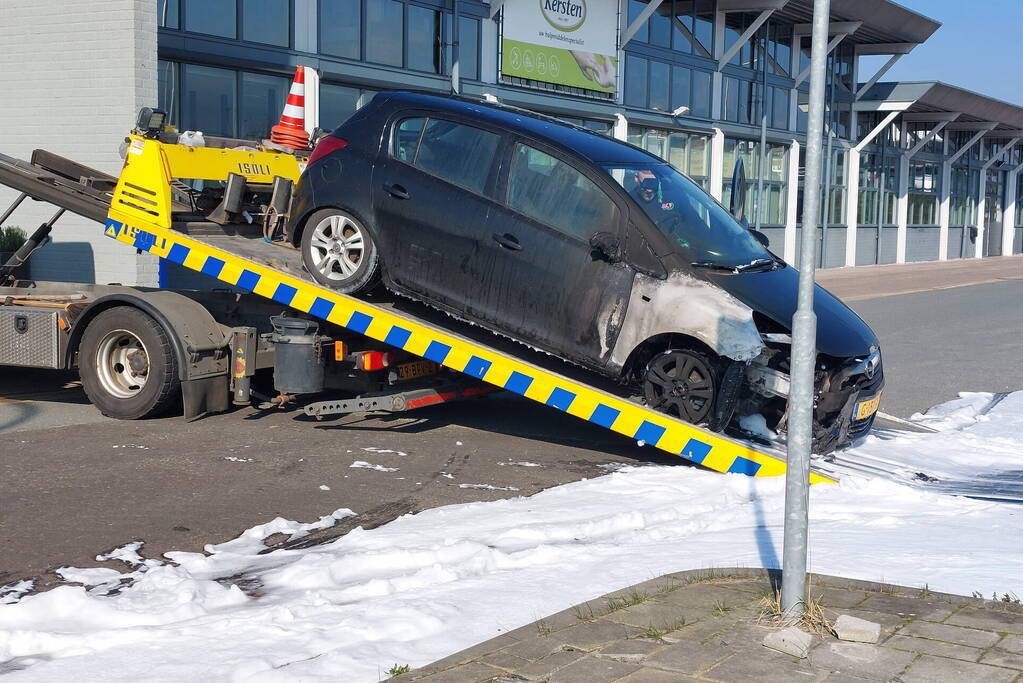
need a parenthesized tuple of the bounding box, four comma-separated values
(383, 183, 410, 200)
(492, 233, 522, 251)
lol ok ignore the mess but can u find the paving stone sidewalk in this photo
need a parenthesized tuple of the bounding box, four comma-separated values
(395, 568, 1023, 682)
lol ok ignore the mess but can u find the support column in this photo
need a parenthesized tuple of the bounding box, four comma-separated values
(785, 139, 800, 263)
(844, 148, 859, 266)
(1004, 169, 1018, 256)
(975, 170, 987, 258)
(896, 154, 909, 263)
(938, 160, 952, 260)
(710, 127, 725, 201)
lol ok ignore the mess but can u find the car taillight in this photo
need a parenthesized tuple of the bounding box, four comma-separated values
(308, 135, 348, 165)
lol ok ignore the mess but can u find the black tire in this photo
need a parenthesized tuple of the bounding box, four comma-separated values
(78, 307, 180, 420)
(643, 348, 725, 430)
(300, 208, 380, 294)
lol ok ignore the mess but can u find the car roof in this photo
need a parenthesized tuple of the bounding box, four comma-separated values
(374, 91, 661, 165)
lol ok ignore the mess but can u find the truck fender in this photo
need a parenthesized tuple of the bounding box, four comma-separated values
(67, 291, 230, 419)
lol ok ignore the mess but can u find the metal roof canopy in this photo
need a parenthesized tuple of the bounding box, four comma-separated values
(770, 0, 940, 45)
(857, 81, 1023, 133)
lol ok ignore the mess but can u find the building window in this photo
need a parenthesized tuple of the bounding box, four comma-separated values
(766, 22, 791, 77)
(723, 76, 760, 125)
(908, 161, 939, 226)
(721, 138, 787, 225)
(723, 13, 763, 69)
(366, 0, 404, 67)
(320, 0, 360, 59)
(182, 63, 238, 136)
(241, 0, 290, 46)
(455, 16, 480, 81)
(158, 0, 180, 28)
(158, 60, 179, 125)
(624, 55, 648, 108)
(858, 153, 897, 226)
(628, 125, 711, 189)
(906, 122, 943, 156)
(1017, 173, 1023, 228)
(690, 70, 712, 118)
(824, 148, 846, 225)
(320, 83, 377, 130)
(239, 71, 289, 139)
(949, 166, 978, 227)
(184, 0, 237, 38)
(769, 86, 788, 129)
(648, 61, 669, 111)
(407, 5, 442, 73)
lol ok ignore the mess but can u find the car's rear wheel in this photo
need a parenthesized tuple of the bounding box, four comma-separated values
(301, 208, 380, 294)
(643, 349, 723, 429)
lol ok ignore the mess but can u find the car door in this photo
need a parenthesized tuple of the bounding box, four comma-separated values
(372, 113, 504, 310)
(470, 140, 634, 366)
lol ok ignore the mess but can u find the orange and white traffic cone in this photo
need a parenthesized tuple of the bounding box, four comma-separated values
(270, 66, 312, 150)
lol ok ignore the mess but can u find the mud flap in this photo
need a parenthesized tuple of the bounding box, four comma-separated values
(182, 375, 230, 421)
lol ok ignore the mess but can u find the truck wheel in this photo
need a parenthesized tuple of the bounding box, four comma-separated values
(301, 208, 380, 294)
(643, 348, 724, 430)
(79, 306, 180, 419)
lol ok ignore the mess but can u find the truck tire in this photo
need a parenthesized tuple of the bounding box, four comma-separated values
(78, 306, 181, 419)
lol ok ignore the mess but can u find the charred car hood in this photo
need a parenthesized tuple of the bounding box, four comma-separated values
(701, 265, 878, 359)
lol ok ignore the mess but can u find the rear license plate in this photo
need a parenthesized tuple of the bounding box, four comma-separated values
(395, 360, 439, 381)
(855, 393, 882, 420)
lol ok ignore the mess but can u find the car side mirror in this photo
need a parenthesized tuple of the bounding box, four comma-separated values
(749, 228, 770, 248)
(729, 157, 747, 221)
(589, 232, 622, 263)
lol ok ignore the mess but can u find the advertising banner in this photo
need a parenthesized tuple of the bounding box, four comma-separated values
(501, 0, 618, 94)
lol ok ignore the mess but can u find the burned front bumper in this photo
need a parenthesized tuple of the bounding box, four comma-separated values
(743, 348, 884, 453)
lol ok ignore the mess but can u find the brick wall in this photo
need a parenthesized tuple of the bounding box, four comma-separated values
(0, 0, 159, 286)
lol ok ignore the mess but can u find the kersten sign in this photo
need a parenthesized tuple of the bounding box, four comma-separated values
(502, 0, 618, 93)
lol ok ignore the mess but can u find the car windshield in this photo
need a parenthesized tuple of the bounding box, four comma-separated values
(600, 162, 771, 267)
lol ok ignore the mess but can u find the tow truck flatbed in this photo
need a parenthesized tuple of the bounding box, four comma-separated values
(0, 127, 826, 482)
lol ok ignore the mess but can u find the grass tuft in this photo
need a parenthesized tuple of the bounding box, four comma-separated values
(757, 590, 833, 637)
(605, 589, 650, 613)
(640, 616, 687, 640)
(386, 664, 411, 677)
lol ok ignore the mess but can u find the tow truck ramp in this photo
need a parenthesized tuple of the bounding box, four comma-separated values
(3, 131, 825, 482)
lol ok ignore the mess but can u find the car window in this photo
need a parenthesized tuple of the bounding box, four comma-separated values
(507, 143, 618, 240)
(407, 118, 500, 195)
(394, 117, 425, 162)
(602, 162, 770, 267)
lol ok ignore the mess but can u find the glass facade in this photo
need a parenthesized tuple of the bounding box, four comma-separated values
(152, 0, 1023, 267)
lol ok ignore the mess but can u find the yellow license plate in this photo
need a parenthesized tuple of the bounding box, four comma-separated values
(396, 360, 439, 381)
(855, 394, 882, 420)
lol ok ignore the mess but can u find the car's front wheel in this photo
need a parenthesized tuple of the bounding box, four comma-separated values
(301, 208, 380, 294)
(643, 348, 727, 430)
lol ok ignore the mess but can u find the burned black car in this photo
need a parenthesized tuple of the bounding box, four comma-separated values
(287, 91, 883, 452)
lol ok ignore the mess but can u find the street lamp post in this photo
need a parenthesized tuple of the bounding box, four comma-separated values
(781, 0, 831, 619)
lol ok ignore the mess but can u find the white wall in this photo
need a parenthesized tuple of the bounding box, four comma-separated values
(0, 0, 159, 286)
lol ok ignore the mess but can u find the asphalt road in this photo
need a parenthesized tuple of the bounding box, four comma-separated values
(846, 279, 1023, 419)
(2, 257, 1021, 588)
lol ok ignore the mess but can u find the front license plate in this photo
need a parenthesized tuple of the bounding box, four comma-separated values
(855, 393, 882, 420)
(396, 360, 439, 381)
